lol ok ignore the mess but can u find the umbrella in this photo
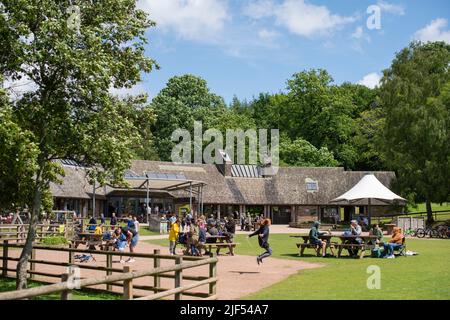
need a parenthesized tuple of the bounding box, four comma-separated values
(331, 174, 406, 225)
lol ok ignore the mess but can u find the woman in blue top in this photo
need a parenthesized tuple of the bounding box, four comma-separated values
(248, 219, 272, 265)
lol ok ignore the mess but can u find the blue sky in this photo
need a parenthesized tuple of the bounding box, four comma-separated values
(133, 0, 450, 104)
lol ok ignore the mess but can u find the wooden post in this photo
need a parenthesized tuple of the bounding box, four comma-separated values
(68, 243, 74, 264)
(123, 266, 133, 300)
(209, 253, 217, 297)
(30, 248, 36, 280)
(153, 249, 160, 293)
(106, 248, 112, 291)
(60, 273, 72, 300)
(174, 256, 183, 300)
(2, 240, 8, 277)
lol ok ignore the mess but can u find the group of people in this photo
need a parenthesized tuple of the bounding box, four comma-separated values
(167, 213, 237, 257)
(74, 214, 140, 263)
(308, 219, 404, 259)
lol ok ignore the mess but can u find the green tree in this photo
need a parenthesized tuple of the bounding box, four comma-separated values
(283, 69, 358, 168)
(0, 0, 156, 289)
(279, 135, 338, 167)
(378, 41, 450, 223)
(151, 74, 226, 161)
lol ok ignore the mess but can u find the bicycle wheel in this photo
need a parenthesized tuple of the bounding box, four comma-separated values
(416, 228, 425, 238)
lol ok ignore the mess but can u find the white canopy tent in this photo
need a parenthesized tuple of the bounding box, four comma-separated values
(331, 174, 406, 225)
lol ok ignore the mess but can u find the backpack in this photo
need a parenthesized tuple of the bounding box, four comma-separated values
(342, 231, 352, 236)
(371, 247, 384, 258)
(102, 232, 111, 241)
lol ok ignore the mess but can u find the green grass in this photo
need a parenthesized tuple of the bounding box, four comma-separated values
(0, 277, 120, 300)
(407, 202, 450, 213)
(148, 234, 450, 300)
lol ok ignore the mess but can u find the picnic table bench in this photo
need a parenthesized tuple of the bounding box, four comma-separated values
(292, 234, 379, 259)
(204, 235, 239, 256)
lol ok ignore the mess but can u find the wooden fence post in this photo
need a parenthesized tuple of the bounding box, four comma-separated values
(209, 253, 217, 297)
(174, 256, 183, 300)
(153, 249, 160, 293)
(60, 273, 72, 300)
(2, 240, 8, 277)
(30, 247, 36, 280)
(106, 248, 112, 291)
(68, 243, 74, 264)
(123, 266, 133, 300)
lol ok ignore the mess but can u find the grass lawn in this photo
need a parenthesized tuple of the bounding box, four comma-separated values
(148, 234, 450, 300)
(407, 202, 450, 213)
(0, 277, 120, 300)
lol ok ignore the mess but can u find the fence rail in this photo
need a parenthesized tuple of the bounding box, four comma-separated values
(0, 240, 217, 300)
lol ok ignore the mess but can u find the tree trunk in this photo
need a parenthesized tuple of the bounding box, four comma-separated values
(425, 199, 434, 225)
(16, 189, 42, 290)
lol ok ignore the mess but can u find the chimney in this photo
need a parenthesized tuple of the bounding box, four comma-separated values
(216, 149, 232, 176)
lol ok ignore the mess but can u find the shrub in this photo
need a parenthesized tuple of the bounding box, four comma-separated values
(40, 236, 68, 246)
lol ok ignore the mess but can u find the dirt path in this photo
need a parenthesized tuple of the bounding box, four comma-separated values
(6, 241, 323, 300)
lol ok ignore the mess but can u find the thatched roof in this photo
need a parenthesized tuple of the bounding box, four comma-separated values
(50, 160, 397, 206)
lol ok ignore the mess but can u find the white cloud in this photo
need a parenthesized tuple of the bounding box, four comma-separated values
(358, 73, 381, 89)
(258, 29, 280, 41)
(2, 73, 38, 99)
(377, 1, 405, 16)
(414, 18, 450, 44)
(243, 0, 274, 19)
(351, 26, 371, 52)
(244, 0, 356, 38)
(138, 0, 229, 42)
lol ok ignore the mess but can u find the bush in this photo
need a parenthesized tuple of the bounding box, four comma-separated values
(40, 236, 68, 246)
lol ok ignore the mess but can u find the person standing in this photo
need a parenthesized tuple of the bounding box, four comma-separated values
(100, 213, 106, 225)
(133, 216, 140, 233)
(110, 212, 117, 231)
(168, 216, 180, 255)
(248, 219, 272, 265)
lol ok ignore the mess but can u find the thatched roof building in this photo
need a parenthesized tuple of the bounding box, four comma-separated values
(50, 160, 398, 224)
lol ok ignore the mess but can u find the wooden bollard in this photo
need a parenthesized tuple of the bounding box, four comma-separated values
(209, 253, 217, 296)
(123, 266, 133, 300)
(174, 256, 183, 300)
(153, 249, 160, 293)
(2, 240, 8, 277)
(60, 273, 72, 300)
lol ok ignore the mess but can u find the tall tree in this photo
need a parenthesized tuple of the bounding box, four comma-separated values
(279, 135, 338, 167)
(283, 69, 358, 168)
(151, 74, 226, 161)
(0, 0, 156, 289)
(378, 41, 450, 223)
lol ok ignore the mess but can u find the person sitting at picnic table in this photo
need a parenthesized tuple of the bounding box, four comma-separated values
(222, 215, 236, 256)
(168, 216, 180, 255)
(87, 216, 97, 231)
(347, 220, 363, 257)
(127, 215, 135, 229)
(369, 224, 384, 244)
(309, 221, 333, 257)
(382, 227, 404, 259)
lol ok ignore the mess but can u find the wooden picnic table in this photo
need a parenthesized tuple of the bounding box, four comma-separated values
(292, 234, 379, 258)
(205, 235, 237, 256)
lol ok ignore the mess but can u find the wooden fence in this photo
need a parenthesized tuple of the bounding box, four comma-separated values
(0, 241, 218, 300)
(0, 224, 66, 243)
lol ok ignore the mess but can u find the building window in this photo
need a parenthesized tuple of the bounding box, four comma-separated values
(305, 179, 318, 192)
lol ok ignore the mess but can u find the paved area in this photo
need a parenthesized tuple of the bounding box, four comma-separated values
(6, 241, 323, 300)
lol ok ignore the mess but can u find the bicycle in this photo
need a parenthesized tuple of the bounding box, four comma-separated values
(415, 226, 439, 238)
(404, 227, 417, 237)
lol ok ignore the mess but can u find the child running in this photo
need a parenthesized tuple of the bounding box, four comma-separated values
(248, 218, 272, 265)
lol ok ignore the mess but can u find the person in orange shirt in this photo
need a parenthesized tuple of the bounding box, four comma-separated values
(383, 227, 404, 259)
